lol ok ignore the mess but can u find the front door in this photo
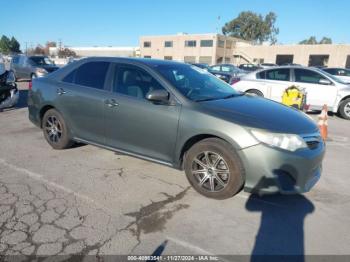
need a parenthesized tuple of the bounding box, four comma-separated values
(104, 64, 181, 164)
(292, 68, 338, 109)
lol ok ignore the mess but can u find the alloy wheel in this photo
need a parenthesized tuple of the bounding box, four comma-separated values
(191, 151, 230, 192)
(44, 115, 63, 143)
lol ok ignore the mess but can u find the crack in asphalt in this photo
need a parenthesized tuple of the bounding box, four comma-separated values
(120, 187, 191, 252)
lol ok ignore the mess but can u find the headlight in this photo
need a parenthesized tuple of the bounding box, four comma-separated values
(251, 130, 307, 152)
(36, 68, 47, 74)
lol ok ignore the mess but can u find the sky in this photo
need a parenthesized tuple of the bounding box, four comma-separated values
(1, 0, 349, 49)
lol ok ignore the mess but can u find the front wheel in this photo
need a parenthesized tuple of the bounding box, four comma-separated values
(184, 138, 244, 199)
(42, 109, 73, 149)
(338, 98, 350, 120)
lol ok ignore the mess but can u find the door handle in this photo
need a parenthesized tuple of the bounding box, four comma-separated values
(57, 88, 66, 95)
(105, 99, 119, 107)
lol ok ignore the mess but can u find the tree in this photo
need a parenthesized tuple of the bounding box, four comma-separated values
(222, 11, 279, 44)
(319, 37, 332, 44)
(0, 35, 21, 54)
(299, 36, 332, 45)
(0, 35, 11, 54)
(33, 45, 46, 55)
(58, 48, 76, 58)
(9, 37, 20, 53)
(45, 41, 57, 55)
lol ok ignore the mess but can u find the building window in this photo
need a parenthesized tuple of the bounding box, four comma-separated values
(164, 41, 173, 47)
(217, 40, 225, 48)
(276, 55, 294, 65)
(144, 56, 151, 58)
(308, 55, 329, 67)
(200, 40, 213, 47)
(346, 55, 350, 69)
(143, 42, 151, 48)
(184, 56, 196, 63)
(199, 56, 212, 64)
(226, 40, 232, 49)
(164, 56, 173, 60)
(185, 40, 196, 47)
(253, 58, 264, 64)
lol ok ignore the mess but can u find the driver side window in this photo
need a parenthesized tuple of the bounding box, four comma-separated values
(113, 65, 164, 99)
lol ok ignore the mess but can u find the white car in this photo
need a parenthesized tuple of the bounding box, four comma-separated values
(232, 66, 350, 119)
(322, 68, 350, 84)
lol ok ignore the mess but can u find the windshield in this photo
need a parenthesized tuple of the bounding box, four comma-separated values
(30, 56, 54, 66)
(317, 69, 347, 85)
(154, 64, 240, 101)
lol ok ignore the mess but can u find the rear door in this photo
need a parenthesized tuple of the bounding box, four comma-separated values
(260, 68, 292, 102)
(103, 63, 181, 163)
(55, 61, 111, 144)
(292, 68, 338, 109)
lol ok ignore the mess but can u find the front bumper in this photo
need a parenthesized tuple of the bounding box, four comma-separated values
(0, 88, 19, 109)
(239, 140, 325, 195)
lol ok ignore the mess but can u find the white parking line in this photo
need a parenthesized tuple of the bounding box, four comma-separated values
(0, 158, 112, 213)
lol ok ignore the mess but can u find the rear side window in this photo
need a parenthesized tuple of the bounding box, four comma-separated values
(256, 71, 266, 79)
(63, 62, 110, 89)
(265, 68, 290, 81)
(295, 69, 327, 84)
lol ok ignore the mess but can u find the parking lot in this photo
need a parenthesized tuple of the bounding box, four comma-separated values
(0, 81, 350, 259)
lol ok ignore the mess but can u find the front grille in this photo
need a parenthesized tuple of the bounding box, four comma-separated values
(306, 140, 320, 150)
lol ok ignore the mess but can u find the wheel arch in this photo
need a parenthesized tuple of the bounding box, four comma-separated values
(245, 89, 264, 97)
(177, 134, 233, 170)
(39, 105, 56, 128)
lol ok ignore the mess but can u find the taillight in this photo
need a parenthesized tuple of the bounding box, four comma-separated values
(28, 81, 32, 90)
(230, 78, 240, 85)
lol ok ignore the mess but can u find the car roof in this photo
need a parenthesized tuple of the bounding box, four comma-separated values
(78, 56, 187, 68)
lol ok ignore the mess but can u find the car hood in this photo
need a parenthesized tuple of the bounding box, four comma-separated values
(200, 94, 319, 134)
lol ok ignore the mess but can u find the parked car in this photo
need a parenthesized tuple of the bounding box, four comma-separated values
(11, 55, 59, 80)
(239, 64, 262, 72)
(28, 58, 324, 199)
(259, 63, 277, 69)
(322, 68, 350, 84)
(190, 63, 209, 70)
(209, 64, 246, 83)
(232, 66, 350, 119)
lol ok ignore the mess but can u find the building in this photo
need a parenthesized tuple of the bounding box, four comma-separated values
(139, 33, 248, 65)
(49, 46, 140, 58)
(140, 33, 350, 68)
(234, 44, 350, 68)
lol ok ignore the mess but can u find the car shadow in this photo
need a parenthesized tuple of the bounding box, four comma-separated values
(246, 191, 315, 262)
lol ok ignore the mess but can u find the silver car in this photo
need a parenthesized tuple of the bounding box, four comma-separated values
(233, 66, 350, 119)
(11, 55, 59, 80)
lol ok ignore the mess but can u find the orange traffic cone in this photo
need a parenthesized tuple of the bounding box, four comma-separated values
(318, 104, 328, 141)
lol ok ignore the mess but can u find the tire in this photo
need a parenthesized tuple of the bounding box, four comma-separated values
(338, 98, 350, 120)
(42, 109, 73, 149)
(184, 138, 244, 199)
(246, 89, 264, 97)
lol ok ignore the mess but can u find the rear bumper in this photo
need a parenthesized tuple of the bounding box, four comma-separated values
(239, 141, 325, 195)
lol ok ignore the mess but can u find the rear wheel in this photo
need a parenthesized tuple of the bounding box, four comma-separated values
(184, 138, 244, 199)
(338, 98, 350, 120)
(42, 109, 73, 149)
(246, 89, 264, 97)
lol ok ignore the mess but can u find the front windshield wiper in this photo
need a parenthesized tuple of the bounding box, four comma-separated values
(195, 93, 243, 102)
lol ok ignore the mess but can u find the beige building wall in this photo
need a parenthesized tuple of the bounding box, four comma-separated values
(140, 33, 246, 65)
(234, 44, 350, 67)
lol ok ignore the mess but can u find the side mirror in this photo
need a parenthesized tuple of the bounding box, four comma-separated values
(146, 89, 170, 104)
(319, 79, 332, 85)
